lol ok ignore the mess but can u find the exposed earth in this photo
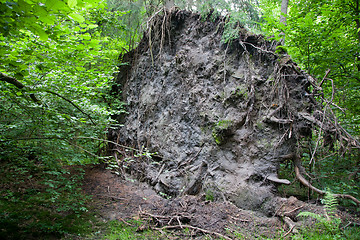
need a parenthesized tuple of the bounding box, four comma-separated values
(82, 164, 281, 239)
(81, 9, 360, 239)
(81, 164, 359, 239)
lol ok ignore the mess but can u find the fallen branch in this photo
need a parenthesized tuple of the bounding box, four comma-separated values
(283, 216, 298, 235)
(284, 205, 304, 215)
(139, 211, 192, 223)
(155, 224, 232, 240)
(283, 224, 296, 238)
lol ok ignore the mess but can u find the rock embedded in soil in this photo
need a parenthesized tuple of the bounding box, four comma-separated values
(110, 10, 312, 213)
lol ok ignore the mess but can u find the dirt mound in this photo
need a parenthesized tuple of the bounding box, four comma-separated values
(91, 8, 360, 239)
(109, 9, 312, 213)
(83, 165, 360, 238)
(82, 165, 283, 238)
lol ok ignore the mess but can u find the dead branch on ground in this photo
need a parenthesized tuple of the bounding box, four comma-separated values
(139, 210, 232, 240)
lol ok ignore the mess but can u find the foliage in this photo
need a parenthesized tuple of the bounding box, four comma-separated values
(205, 190, 215, 201)
(259, 0, 360, 134)
(294, 192, 360, 239)
(0, 0, 131, 237)
(101, 219, 178, 239)
(258, 0, 360, 207)
(0, 154, 97, 239)
(297, 192, 341, 235)
(0, 0, 127, 165)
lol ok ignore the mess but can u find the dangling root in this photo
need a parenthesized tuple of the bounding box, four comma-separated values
(293, 155, 360, 205)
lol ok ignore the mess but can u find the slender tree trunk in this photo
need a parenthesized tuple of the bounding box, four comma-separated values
(280, 0, 289, 45)
(165, 0, 174, 9)
(355, 0, 360, 72)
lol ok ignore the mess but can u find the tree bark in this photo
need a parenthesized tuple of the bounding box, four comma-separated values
(279, 0, 289, 45)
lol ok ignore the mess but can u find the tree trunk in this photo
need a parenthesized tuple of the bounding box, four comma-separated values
(279, 0, 289, 45)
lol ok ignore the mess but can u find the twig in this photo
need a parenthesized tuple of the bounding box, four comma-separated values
(118, 217, 134, 226)
(43, 89, 96, 125)
(77, 136, 141, 152)
(284, 205, 304, 215)
(94, 194, 126, 201)
(283, 224, 295, 238)
(230, 216, 250, 222)
(273, 201, 286, 217)
(140, 212, 191, 221)
(155, 224, 232, 240)
(64, 139, 102, 159)
(318, 69, 331, 87)
(283, 216, 298, 234)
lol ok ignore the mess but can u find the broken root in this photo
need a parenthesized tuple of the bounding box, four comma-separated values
(293, 156, 360, 205)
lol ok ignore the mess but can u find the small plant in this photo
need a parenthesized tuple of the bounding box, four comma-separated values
(212, 120, 232, 145)
(205, 190, 214, 201)
(0, 155, 95, 239)
(296, 192, 342, 238)
(159, 191, 172, 200)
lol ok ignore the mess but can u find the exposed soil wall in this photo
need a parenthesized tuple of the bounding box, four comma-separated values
(110, 10, 312, 213)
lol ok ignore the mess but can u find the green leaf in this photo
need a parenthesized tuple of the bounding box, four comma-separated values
(69, 13, 85, 23)
(46, 0, 69, 12)
(67, 0, 77, 8)
(87, 24, 98, 29)
(80, 33, 91, 40)
(37, 29, 49, 41)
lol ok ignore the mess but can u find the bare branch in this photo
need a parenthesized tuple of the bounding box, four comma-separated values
(43, 90, 96, 125)
(0, 72, 96, 125)
(0, 72, 40, 103)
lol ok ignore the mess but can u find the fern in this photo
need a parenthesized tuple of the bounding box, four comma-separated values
(297, 211, 328, 222)
(297, 192, 341, 236)
(322, 191, 338, 218)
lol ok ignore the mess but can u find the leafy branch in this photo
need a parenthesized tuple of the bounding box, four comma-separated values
(0, 72, 96, 125)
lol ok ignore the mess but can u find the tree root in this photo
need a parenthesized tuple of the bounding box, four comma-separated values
(293, 156, 360, 206)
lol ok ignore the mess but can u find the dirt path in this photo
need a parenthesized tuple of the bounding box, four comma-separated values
(82, 165, 282, 238)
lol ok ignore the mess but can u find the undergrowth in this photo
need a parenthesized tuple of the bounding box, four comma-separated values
(294, 192, 360, 240)
(100, 220, 163, 240)
(0, 146, 98, 239)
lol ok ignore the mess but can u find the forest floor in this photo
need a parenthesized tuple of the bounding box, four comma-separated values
(81, 164, 289, 239)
